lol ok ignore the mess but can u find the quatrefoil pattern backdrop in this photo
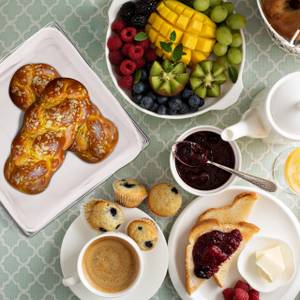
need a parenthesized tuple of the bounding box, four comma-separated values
(0, 0, 300, 299)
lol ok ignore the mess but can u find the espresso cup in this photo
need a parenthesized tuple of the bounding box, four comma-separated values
(62, 232, 144, 297)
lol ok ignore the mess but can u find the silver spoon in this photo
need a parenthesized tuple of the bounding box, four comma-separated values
(172, 141, 277, 193)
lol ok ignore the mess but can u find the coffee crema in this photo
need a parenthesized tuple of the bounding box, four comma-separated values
(82, 237, 139, 293)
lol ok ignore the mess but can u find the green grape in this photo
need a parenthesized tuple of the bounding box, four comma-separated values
(193, 0, 210, 12)
(203, 7, 212, 16)
(213, 42, 228, 56)
(209, 0, 222, 7)
(210, 5, 228, 23)
(226, 14, 246, 30)
(216, 26, 233, 46)
(223, 2, 234, 14)
(227, 47, 242, 65)
(231, 32, 242, 47)
(217, 55, 229, 67)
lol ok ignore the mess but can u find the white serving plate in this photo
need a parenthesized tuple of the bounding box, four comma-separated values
(105, 0, 245, 119)
(168, 186, 300, 300)
(60, 207, 169, 300)
(0, 23, 148, 236)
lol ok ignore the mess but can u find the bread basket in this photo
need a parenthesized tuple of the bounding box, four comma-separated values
(256, 0, 300, 55)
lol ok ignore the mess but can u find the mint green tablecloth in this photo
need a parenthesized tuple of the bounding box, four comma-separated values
(0, 0, 300, 299)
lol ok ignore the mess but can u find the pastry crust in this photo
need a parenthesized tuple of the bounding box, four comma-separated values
(4, 78, 91, 194)
(263, 0, 300, 41)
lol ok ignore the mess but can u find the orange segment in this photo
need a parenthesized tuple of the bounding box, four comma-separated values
(285, 147, 300, 194)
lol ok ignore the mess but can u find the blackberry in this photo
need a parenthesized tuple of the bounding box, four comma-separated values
(135, 0, 159, 16)
(130, 15, 148, 28)
(119, 2, 136, 21)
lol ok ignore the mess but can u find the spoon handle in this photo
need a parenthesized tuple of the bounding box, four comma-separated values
(208, 161, 277, 192)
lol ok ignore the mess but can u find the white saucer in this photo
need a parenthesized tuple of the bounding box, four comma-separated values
(168, 186, 300, 300)
(60, 207, 168, 300)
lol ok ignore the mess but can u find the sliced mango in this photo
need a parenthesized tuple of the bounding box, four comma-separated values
(147, 0, 216, 65)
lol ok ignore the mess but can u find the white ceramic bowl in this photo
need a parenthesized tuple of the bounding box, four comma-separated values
(169, 125, 242, 196)
(105, 0, 245, 119)
(238, 236, 296, 293)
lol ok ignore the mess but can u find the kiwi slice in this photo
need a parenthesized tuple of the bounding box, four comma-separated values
(149, 60, 189, 96)
(190, 60, 227, 99)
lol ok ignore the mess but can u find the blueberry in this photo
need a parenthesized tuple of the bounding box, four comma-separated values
(138, 226, 143, 231)
(145, 241, 153, 248)
(189, 106, 199, 113)
(99, 227, 107, 232)
(157, 96, 168, 105)
(132, 94, 143, 104)
(140, 69, 148, 81)
(168, 97, 183, 111)
(150, 102, 159, 112)
(110, 208, 117, 216)
(122, 182, 136, 188)
(171, 187, 178, 194)
(179, 103, 190, 114)
(140, 96, 154, 110)
(182, 88, 193, 99)
(157, 104, 167, 115)
(188, 95, 201, 108)
(146, 91, 157, 100)
(188, 95, 204, 108)
(167, 108, 178, 115)
(116, 224, 121, 229)
(133, 82, 146, 94)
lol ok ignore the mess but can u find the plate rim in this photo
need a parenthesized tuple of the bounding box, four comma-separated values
(60, 207, 169, 300)
(168, 185, 300, 300)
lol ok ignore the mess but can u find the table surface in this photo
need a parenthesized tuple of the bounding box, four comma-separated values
(0, 0, 300, 299)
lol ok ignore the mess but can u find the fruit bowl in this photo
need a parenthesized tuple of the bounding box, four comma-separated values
(105, 0, 246, 119)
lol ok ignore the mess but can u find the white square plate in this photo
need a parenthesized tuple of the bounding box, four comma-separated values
(0, 24, 148, 235)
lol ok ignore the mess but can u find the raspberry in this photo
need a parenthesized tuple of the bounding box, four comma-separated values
(233, 288, 249, 300)
(223, 288, 234, 300)
(144, 48, 157, 62)
(128, 45, 144, 61)
(137, 39, 151, 49)
(234, 280, 250, 292)
(249, 289, 259, 300)
(109, 50, 123, 65)
(118, 75, 133, 90)
(135, 57, 146, 68)
(120, 27, 137, 43)
(120, 59, 136, 75)
(107, 35, 122, 50)
(122, 43, 134, 57)
(111, 19, 126, 32)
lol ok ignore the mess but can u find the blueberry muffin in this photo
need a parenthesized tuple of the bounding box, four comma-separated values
(84, 199, 124, 232)
(113, 179, 148, 208)
(127, 218, 158, 251)
(148, 183, 182, 217)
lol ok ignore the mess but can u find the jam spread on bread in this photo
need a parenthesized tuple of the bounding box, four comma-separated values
(192, 229, 242, 279)
(175, 131, 235, 190)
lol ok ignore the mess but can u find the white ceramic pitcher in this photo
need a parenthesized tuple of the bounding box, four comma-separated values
(221, 72, 300, 144)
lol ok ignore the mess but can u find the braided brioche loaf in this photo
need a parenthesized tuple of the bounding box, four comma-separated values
(9, 64, 118, 163)
(4, 78, 91, 194)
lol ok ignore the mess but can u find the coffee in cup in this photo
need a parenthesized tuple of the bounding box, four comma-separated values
(82, 236, 140, 293)
(62, 232, 143, 298)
